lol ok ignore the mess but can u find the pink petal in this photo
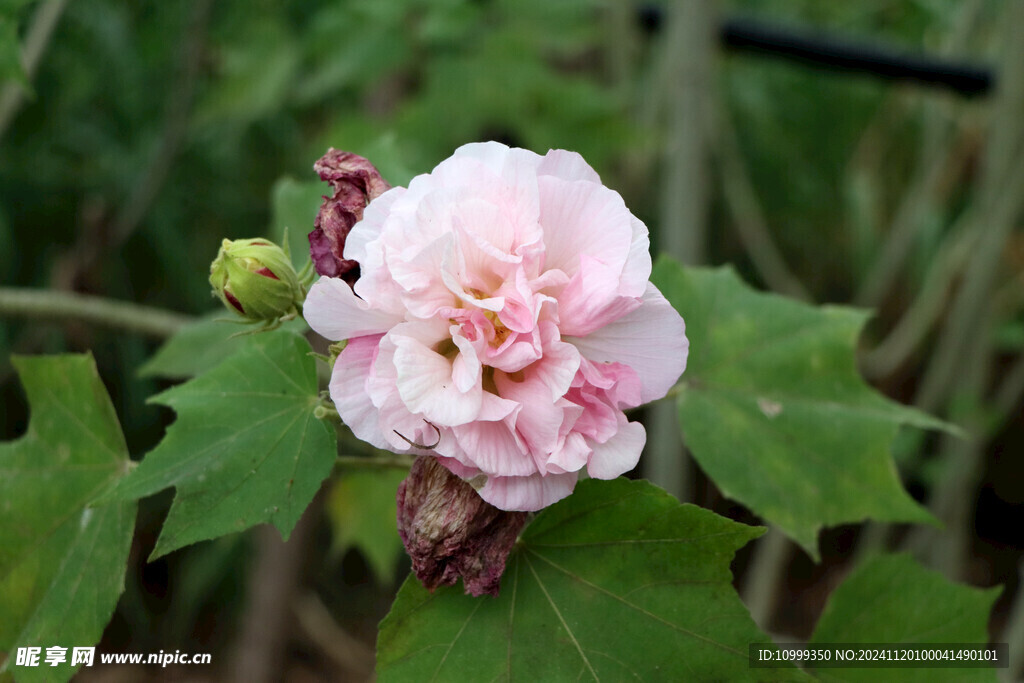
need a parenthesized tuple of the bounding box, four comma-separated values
(495, 370, 579, 457)
(557, 254, 643, 336)
(543, 431, 591, 475)
(586, 418, 646, 479)
(620, 216, 653, 299)
(449, 143, 544, 222)
(330, 335, 387, 449)
(537, 176, 633, 277)
(434, 455, 482, 480)
(391, 322, 483, 427)
(452, 419, 535, 477)
(364, 336, 444, 454)
(578, 358, 643, 409)
(478, 471, 580, 512)
(567, 283, 688, 404)
(530, 322, 581, 401)
(483, 329, 543, 373)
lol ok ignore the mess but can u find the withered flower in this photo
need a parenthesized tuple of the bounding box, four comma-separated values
(309, 149, 389, 284)
(396, 456, 528, 597)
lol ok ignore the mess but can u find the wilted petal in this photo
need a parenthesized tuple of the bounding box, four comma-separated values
(310, 149, 390, 280)
(397, 456, 528, 597)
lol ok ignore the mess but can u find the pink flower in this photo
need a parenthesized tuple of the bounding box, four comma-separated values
(305, 142, 688, 511)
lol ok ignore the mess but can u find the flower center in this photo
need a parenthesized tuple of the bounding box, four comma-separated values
(435, 338, 458, 359)
(483, 309, 512, 346)
(464, 287, 512, 347)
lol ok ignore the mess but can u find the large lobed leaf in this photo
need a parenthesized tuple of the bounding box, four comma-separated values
(0, 355, 136, 683)
(377, 478, 807, 682)
(138, 312, 307, 380)
(809, 554, 1001, 682)
(652, 259, 945, 558)
(104, 330, 335, 558)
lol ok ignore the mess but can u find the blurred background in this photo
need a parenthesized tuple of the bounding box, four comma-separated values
(1, 0, 1023, 680)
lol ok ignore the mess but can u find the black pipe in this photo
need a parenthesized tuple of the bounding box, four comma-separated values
(638, 7, 995, 97)
(721, 17, 993, 96)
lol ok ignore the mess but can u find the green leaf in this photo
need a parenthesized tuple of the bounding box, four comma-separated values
(105, 330, 335, 559)
(138, 312, 306, 380)
(0, 355, 136, 683)
(326, 468, 407, 586)
(269, 177, 324, 271)
(377, 478, 807, 682)
(808, 554, 1001, 682)
(652, 259, 945, 558)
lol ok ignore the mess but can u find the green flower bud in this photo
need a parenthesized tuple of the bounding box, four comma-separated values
(209, 238, 303, 321)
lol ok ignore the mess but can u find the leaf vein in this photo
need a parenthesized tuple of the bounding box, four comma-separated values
(524, 553, 600, 681)
(527, 549, 746, 659)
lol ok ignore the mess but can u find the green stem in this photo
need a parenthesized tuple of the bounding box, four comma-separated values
(0, 287, 194, 339)
(740, 528, 791, 631)
(860, 224, 975, 379)
(336, 454, 414, 470)
(0, 0, 69, 141)
(913, 2, 1024, 414)
(999, 560, 1024, 682)
(644, 0, 717, 503)
(718, 105, 811, 301)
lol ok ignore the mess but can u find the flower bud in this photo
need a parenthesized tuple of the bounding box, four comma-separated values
(309, 149, 390, 283)
(209, 238, 303, 321)
(396, 456, 527, 597)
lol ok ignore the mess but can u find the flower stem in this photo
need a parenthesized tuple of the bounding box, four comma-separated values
(336, 454, 414, 470)
(0, 287, 194, 339)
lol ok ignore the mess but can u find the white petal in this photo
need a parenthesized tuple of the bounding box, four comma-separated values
(620, 216, 653, 298)
(452, 419, 534, 477)
(451, 332, 482, 393)
(345, 186, 404, 264)
(537, 148, 601, 183)
(305, 277, 403, 341)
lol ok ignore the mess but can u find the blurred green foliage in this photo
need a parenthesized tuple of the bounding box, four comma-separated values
(0, 0, 637, 315)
